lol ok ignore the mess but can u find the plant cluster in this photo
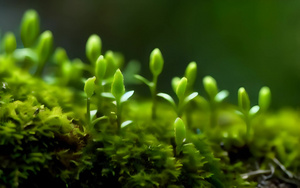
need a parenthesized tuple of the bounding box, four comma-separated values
(0, 9, 300, 188)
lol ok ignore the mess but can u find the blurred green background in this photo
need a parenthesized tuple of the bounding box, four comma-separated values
(1, 0, 300, 109)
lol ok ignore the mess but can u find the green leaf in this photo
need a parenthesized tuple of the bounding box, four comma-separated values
(238, 87, 250, 112)
(121, 90, 134, 103)
(20, 9, 40, 47)
(36, 30, 53, 63)
(203, 75, 218, 100)
(101, 92, 115, 99)
(149, 48, 164, 77)
(3, 32, 17, 54)
(53, 47, 69, 65)
(249, 105, 260, 118)
(174, 117, 186, 151)
(84, 76, 96, 98)
(259, 86, 271, 111)
(183, 92, 198, 105)
(171, 77, 180, 93)
(86, 34, 102, 65)
(111, 69, 125, 101)
(121, 120, 133, 128)
(215, 90, 229, 103)
(134, 74, 151, 87)
(95, 55, 107, 80)
(184, 61, 197, 90)
(176, 77, 187, 100)
(157, 93, 176, 109)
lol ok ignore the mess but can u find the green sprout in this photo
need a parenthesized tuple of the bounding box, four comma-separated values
(174, 117, 186, 155)
(34, 30, 53, 76)
(203, 75, 229, 127)
(158, 77, 198, 117)
(20, 9, 40, 48)
(111, 69, 134, 130)
(3, 32, 17, 55)
(86, 34, 102, 66)
(184, 61, 197, 93)
(259, 86, 271, 112)
(135, 48, 164, 119)
(84, 76, 96, 126)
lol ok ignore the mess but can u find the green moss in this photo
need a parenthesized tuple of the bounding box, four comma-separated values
(1, 9, 300, 188)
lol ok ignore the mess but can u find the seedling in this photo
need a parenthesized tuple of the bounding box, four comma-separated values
(158, 77, 198, 117)
(236, 86, 271, 142)
(135, 48, 164, 119)
(203, 75, 229, 127)
(84, 76, 96, 127)
(111, 69, 134, 130)
(20, 9, 40, 48)
(174, 117, 187, 155)
(86, 34, 102, 67)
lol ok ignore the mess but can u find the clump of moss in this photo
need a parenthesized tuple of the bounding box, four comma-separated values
(1, 9, 300, 188)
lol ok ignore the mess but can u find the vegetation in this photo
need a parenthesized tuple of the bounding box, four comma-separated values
(0, 9, 300, 188)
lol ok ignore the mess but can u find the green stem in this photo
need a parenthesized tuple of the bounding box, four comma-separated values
(116, 100, 122, 131)
(151, 76, 158, 119)
(87, 97, 91, 127)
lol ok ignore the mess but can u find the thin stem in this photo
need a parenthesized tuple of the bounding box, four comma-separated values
(116, 100, 122, 131)
(86, 97, 91, 127)
(151, 76, 158, 119)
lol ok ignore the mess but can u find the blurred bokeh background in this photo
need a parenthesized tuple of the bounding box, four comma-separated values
(1, 0, 300, 108)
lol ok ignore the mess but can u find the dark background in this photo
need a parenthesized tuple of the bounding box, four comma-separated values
(1, 0, 300, 108)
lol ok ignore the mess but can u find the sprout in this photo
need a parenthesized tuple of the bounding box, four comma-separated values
(3, 32, 17, 54)
(203, 76, 218, 100)
(176, 77, 188, 100)
(95, 55, 107, 81)
(53, 47, 68, 65)
(172, 77, 181, 93)
(184, 61, 197, 92)
(259, 86, 271, 112)
(84, 76, 96, 98)
(149, 48, 164, 78)
(174, 117, 186, 155)
(111, 69, 125, 102)
(238, 87, 250, 113)
(86, 34, 102, 65)
(35, 30, 53, 76)
(20, 9, 40, 47)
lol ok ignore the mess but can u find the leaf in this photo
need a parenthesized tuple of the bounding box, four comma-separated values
(91, 116, 109, 127)
(157, 93, 176, 109)
(101, 92, 115, 99)
(90, 110, 97, 121)
(121, 120, 133, 128)
(121, 90, 134, 103)
(249, 105, 260, 118)
(134, 74, 151, 87)
(215, 90, 229, 103)
(183, 92, 198, 105)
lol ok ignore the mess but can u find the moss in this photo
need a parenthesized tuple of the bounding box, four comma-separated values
(1, 9, 300, 188)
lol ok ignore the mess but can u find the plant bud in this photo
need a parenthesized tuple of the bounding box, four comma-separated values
(54, 47, 68, 65)
(86, 34, 102, 65)
(111, 69, 125, 101)
(238, 87, 250, 112)
(203, 75, 218, 99)
(172, 77, 180, 93)
(174, 118, 186, 146)
(3, 32, 17, 54)
(149, 48, 164, 77)
(259, 86, 271, 111)
(95, 55, 107, 80)
(36, 30, 53, 63)
(84, 76, 96, 98)
(20, 9, 40, 47)
(176, 77, 187, 100)
(185, 61, 197, 90)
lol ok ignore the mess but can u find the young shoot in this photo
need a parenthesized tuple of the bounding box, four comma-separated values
(174, 117, 187, 155)
(3, 32, 17, 55)
(111, 69, 134, 130)
(203, 75, 229, 127)
(158, 77, 198, 117)
(34, 30, 53, 77)
(20, 9, 40, 48)
(236, 87, 271, 143)
(135, 48, 164, 119)
(184, 61, 197, 93)
(86, 34, 102, 67)
(84, 76, 96, 127)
